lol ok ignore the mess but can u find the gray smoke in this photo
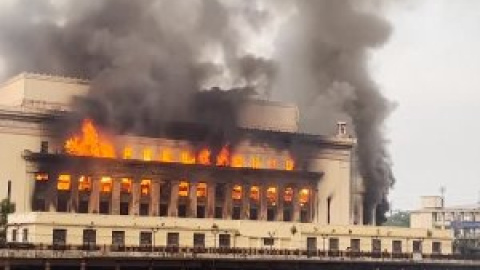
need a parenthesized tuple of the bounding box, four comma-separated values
(0, 0, 395, 224)
(273, 0, 395, 223)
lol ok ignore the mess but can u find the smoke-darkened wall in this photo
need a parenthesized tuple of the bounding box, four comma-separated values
(0, 0, 395, 224)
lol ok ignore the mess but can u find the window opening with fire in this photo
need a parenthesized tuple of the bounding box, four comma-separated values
(78, 176, 92, 192)
(179, 181, 189, 197)
(100, 177, 112, 193)
(140, 179, 151, 196)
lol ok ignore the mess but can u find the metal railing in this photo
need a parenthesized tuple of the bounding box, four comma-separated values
(1, 242, 480, 262)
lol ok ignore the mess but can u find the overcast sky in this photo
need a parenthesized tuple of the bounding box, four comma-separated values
(0, 0, 478, 211)
(372, 0, 480, 210)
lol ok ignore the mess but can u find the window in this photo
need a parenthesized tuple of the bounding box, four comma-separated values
(180, 150, 195, 164)
(140, 203, 149, 216)
(57, 174, 71, 191)
(197, 205, 206, 218)
(219, 234, 231, 248)
(140, 179, 151, 196)
(100, 177, 112, 193)
(196, 182, 207, 197)
(52, 229, 67, 246)
(215, 206, 223, 219)
(57, 195, 69, 212)
(33, 198, 46, 212)
(83, 229, 96, 248)
(432, 242, 442, 254)
(35, 172, 49, 182)
(78, 176, 92, 192)
(300, 209, 309, 223)
(372, 239, 381, 253)
(215, 183, 225, 200)
(167, 232, 179, 247)
(299, 188, 310, 205)
(140, 231, 152, 246)
(392, 240, 402, 253)
(159, 203, 168, 217)
(412, 240, 422, 253)
(285, 157, 294, 170)
(351, 239, 360, 252)
(250, 186, 260, 201)
(329, 238, 339, 251)
(264, 237, 275, 246)
(307, 237, 316, 251)
(193, 233, 205, 248)
(249, 207, 258, 220)
(179, 181, 189, 197)
(231, 154, 243, 167)
(284, 187, 293, 203)
(11, 229, 17, 242)
(112, 231, 125, 246)
(267, 208, 276, 221)
(232, 206, 241, 220)
(41, 141, 49, 153)
(143, 148, 153, 161)
(160, 148, 173, 162)
(232, 185, 242, 200)
(120, 202, 129, 215)
(267, 187, 277, 205)
(120, 178, 132, 193)
(123, 147, 133, 159)
(178, 204, 187, 217)
(78, 199, 89, 213)
(283, 208, 292, 221)
(99, 201, 110, 214)
(251, 156, 262, 168)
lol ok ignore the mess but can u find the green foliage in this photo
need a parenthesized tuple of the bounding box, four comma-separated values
(0, 199, 15, 243)
(383, 210, 410, 227)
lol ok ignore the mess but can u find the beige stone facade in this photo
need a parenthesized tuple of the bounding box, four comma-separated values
(0, 73, 453, 255)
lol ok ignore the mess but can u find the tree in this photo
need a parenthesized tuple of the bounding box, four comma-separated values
(0, 199, 15, 243)
(383, 210, 410, 227)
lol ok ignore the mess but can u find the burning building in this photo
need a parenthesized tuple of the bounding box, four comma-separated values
(0, 73, 451, 255)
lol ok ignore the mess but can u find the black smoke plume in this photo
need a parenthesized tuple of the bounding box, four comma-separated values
(0, 0, 395, 224)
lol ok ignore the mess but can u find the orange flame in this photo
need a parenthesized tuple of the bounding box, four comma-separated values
(197, 148, 211, 165)
(285, 156, 295, 171)
(216, 145, 230, 166)
(65, 119, 116, 158)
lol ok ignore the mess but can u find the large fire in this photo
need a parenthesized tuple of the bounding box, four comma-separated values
(64, 119, 294, 170)
(65, 119, 116, 158)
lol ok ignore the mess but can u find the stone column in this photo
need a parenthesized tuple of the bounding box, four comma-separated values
(189, 181, 197, 218)
(70, 175, 79, 213)
(242, 184, 250, 220)
(223, 182, 232, 219)
(111, 179, 121, 215)
(207, 181, 216, 218)
(260, 184, 268, 221)
(276, 184, 284, 222)
(131, 180, 140, 215)
(310, 187, 316, 223)
(169, 180, 179, 217)
(89, 178, 100, 214)
(292, 187, 300, 222)
(47, 173, 58, 212)
(151, 180, 160, 216)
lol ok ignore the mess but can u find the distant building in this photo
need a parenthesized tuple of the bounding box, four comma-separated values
(411, 196, 480, 253)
